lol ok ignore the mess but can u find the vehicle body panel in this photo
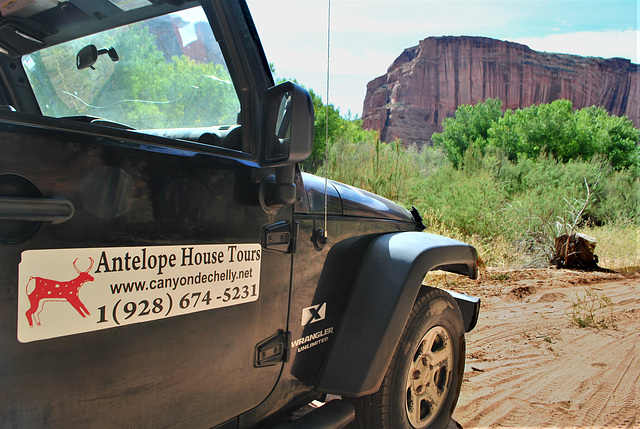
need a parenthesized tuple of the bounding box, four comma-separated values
(0, 114, 291, 426)
(316, 231, 477, 396)
(329, 179, 414, 222)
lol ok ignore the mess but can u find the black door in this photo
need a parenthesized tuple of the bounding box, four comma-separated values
(0, 4, 289, 427)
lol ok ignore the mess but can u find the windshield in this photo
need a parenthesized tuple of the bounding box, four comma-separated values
(22, 7, 240, 131)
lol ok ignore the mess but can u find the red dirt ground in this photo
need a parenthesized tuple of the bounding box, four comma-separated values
(445, 268, 640, 428)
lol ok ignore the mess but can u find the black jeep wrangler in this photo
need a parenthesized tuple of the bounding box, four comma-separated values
(0, 1, 479, 428)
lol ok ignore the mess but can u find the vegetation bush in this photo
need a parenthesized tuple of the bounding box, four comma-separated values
(308, 96, 639, 268)
(568, 287, 617, 330)
(434, 98, 639, 172)
(301, 89, 374, 172)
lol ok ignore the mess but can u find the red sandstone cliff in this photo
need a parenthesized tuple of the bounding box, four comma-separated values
(362, 36, 639, 145)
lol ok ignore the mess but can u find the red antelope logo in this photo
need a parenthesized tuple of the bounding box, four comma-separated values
(25, 258, 95, 327)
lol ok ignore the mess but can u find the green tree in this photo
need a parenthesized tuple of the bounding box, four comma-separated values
(587, 108, 640, 170)
(492, 100, 639, 170)
(436, 99, 639, 171)
(302, 88, 376, 172)
(100, 20, 238, 129)
(431, 98, 503, 168)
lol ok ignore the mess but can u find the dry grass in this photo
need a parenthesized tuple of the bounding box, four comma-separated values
(578, 223, 640, 272)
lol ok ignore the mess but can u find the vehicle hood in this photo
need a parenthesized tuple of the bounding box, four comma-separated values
(330, 180, 414, 222)
(299, 173, 414, 223)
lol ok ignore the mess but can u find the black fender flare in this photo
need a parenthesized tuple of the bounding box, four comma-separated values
(315, 231, 478, 397)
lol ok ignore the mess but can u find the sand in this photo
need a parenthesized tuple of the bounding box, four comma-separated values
(447, 268, 640, 428)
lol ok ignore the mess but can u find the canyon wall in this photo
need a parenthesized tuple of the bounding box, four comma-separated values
(362, 36, 639, 145)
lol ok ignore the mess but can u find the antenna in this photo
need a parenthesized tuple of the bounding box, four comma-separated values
(312, 0, 331, 251)
(323, 0, 331, 242)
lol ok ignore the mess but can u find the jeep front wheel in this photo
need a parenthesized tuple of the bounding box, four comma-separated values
(347, 288, 466, 429)
(405, 324, 455, 428)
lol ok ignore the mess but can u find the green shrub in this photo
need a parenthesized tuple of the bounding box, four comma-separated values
(568, 287, 617, 330)
(324, 135, 420, 203)
(311, 98, 638, 268)
(433, 99, 640, 172)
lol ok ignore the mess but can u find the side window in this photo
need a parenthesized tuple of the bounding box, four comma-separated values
(21, 7, 240, 137)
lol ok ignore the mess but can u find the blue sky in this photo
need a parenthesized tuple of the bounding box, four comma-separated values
(247, 1, 638, 117)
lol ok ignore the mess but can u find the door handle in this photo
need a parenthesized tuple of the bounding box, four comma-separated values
(0, 197, 74, 224)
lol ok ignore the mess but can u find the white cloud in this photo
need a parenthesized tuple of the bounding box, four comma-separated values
(514, 29, 639, 63)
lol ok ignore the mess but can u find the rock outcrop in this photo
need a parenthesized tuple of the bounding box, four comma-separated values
(362, 36, 639, 145)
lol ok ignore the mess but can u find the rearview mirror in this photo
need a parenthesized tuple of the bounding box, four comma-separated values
(76, 45, 98, 70)
(259, 81, 313, 167)
(77, 45, 119, 70)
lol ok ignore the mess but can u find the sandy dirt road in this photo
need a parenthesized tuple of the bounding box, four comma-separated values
(446, 268, 640, 428)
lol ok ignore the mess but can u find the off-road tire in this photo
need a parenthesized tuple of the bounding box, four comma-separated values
(346, 287, 466, 429)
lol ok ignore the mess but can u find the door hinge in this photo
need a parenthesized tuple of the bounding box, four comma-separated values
(262, 221, 298, 254)
(255, 330, 291, 367)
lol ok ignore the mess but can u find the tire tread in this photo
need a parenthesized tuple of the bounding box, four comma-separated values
(345, 287, 464, 429)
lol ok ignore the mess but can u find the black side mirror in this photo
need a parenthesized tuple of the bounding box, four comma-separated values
(259, 81, 313, 167)
(76, 45, 119, 70)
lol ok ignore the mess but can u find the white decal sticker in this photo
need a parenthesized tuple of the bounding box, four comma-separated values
(23, 55, 35, 71)
(291, 327, 334, 353)
(18, 244, 261, 343)
(301, 302, 326, 326)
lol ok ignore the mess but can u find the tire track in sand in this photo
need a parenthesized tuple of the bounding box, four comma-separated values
(451, 271, 640, 428)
